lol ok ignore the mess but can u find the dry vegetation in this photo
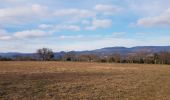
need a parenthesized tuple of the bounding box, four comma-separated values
(0, 61, 170, 100)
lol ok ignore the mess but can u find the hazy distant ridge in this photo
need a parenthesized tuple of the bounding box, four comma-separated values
(0, 46, 170, 58)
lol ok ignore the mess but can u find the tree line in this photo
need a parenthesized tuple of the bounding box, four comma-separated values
(0, 48, 170, 64)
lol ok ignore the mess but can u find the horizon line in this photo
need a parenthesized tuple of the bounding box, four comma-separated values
(0, 45, 170, 54)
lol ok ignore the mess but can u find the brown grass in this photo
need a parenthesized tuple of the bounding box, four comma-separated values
(0, 61, 170, 100)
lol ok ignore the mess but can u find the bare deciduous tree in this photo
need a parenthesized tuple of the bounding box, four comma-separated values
(78, 54, 98, 62)
(114, 53, 121, 63)
(37, 48, 54, 61)
(159, 51, 170, 64)
(136, 49, 151, 63)
(62, 51, 76, 61)
(126, 53, 137, 63)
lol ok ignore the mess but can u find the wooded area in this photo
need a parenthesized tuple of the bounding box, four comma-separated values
(0, 48, 170, 64)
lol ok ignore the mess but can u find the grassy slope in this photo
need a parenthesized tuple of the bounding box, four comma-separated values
(0, 61, 170, 100)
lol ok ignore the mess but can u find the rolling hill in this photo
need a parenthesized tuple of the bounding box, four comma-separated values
(0, 46, 170, 58)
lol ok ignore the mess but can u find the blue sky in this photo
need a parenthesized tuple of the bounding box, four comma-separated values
(0, 0, 170, 52)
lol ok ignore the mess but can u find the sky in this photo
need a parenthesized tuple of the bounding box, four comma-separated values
(0, 0, 170, 53)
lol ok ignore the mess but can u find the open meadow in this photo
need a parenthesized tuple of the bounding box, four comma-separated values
(0, 61, 170, 100)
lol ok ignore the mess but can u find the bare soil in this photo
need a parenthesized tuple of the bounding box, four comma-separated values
(0, 61, 170, 100)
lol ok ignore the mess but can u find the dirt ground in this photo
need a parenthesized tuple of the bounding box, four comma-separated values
(0, 61, 170, 100)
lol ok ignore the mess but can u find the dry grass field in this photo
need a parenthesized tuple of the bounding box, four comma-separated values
(0, 61, 170, 100)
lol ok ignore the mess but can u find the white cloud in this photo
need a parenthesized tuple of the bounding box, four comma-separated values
(95, 4, 122, 15)
(59, 35, 83, 39)
(0, 28, 53, 40)
(4, 0, 23, 3)
(126, 0, 170, 16)
(0, 35, 12, 40)
(0, 4, 47, 25)
(137, 8, 170, 27)
(54, 9, 96, 20)
(0, 29, 12, 40)
(112, 32, 125, 37)
(86, 19, 112, 30)
(61, 25, 81, 31)
(31, 4, 47, 15)
(82, 20, 90, 25)
(39, 24, 81, 31)
(38, 24, 53, 29)
(14, 29, 50, 38)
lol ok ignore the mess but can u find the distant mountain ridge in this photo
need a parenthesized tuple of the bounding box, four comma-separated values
(0, 46, 170, 58)
(93, 46, 170, 55)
